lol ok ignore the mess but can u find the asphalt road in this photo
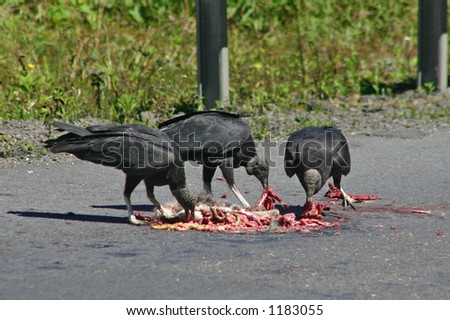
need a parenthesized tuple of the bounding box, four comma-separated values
(1, 129, 449, 299)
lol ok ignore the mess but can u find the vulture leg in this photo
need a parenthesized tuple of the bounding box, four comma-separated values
(144, 178, 166, 216)
(332, 174, 356, 210)
(124, 175, 147, 225)
(220, 163, 250, 208)
(202, 165, 217, 194)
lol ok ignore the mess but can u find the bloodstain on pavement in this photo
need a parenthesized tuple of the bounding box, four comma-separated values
(325, 182, 381, 201)
(355, 203, 450, 215)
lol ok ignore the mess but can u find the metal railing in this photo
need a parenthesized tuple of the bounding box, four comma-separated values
(196, 0, 448, 109)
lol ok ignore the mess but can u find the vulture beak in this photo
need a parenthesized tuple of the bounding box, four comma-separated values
(261, 177, 269, 191)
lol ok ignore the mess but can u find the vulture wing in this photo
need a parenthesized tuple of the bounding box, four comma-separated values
(284, 127, 350, 178)
(46, 123, 176, 175)
(159, 111, 251, 159)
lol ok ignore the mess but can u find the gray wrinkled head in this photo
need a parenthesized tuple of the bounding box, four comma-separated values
(245, 155, 269, 189)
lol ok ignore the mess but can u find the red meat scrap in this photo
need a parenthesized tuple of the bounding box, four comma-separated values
(150, 208, 275, 233)
(300, 199, 330, 219)
(325, 183, 381, 201)
(277, 212, 341, 232)
(278, 212, 296, 227)
(257, 187, 283, 210)
(149, 205, 340, 234)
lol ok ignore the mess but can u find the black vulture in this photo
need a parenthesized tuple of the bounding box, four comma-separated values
(284, 126, 356, 215)
(45, 122, 197, 225)
(158, 111, 269, 207)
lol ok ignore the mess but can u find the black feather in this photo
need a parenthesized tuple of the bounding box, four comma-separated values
(284, 126, 351, 197)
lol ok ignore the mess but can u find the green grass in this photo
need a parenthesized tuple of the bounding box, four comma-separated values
(0, 0, 445, 133)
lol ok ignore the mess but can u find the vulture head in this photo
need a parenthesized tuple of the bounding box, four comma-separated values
(246, 155, 269, 190)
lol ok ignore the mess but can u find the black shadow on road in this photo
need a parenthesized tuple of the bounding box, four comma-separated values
(275, 203, 302, 217)
(7, 210, 127, 224)
(91, 204, 155, 212)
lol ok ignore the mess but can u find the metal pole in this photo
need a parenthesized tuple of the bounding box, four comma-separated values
(196, 0, 230, 109)
(418, 0, 448, 92)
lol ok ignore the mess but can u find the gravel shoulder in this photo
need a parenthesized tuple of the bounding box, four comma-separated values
(1, 91, 450, 168)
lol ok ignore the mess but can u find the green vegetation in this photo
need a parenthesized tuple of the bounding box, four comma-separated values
(0, 0, 445, 134)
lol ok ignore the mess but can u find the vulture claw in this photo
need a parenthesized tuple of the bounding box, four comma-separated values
(340, 188, 358, 210)
(129, 214, 152, 226)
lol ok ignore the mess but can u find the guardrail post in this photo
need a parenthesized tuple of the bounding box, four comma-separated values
(418, 0, 448, 92)
(196, 0, 230, 109)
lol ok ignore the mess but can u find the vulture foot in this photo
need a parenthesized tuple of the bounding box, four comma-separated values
(340, 188, 357, 210)
(129, 214, 153, 225)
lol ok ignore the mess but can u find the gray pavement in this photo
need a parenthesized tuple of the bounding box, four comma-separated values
(1, 129, 449, 299)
